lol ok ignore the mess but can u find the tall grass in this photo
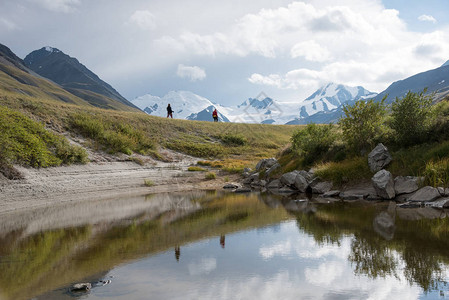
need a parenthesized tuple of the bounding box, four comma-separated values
(313, 156, 372, 186)
(423, 158, 449, 187)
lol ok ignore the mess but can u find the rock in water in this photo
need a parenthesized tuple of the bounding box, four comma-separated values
(372, 169, 395, 199)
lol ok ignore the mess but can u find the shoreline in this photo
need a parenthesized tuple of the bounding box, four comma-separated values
(0, 154, 237, 215)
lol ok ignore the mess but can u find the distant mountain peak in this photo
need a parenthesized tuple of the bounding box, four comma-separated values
(44, 46, 60, 53)
(442, 60, 449, 68)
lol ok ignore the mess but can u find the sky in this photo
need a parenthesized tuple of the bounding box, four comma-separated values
(1, 0, 448, 106)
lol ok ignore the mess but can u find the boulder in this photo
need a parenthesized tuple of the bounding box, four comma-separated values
(310, 181, 333, 194)
(424, 198, 449, 208)
(265, 162, 280, 177)
(394, 176, 420, 195)
(266, 179, 281, 190)
(223, 183, 240, 189)
(372, 169, 395, 199)
(368, 143, 392, 173)
(294, 174, 309, 192)
(280, 171, 298, 187)
(243, 167, 252, 173)
(408, 186, 442, 202)
(255, 158, 278, 171)
(298, 170, 313, 183)
(234, 187, 252, 193)
(71, 283, 92, 292)
(322, 190, 340, 197)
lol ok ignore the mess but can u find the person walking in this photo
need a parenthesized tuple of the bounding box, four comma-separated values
(212, 108, 218, 122)
(167, 104, 173, 118)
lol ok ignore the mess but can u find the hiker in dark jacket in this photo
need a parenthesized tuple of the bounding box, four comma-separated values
(167, 104, 173, 118)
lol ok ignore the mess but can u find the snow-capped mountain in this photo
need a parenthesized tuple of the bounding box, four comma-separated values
(131, 83, 378, 125)
(299, 83, 377, 118)
(132, 90, 231, 122)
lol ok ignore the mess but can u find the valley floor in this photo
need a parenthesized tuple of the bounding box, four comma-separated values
(0, 149, 237, 214)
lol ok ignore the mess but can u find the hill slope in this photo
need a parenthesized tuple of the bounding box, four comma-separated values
(24, 47, 139, 111)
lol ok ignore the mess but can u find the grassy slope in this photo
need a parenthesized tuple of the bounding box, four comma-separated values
(0, 85, 300, 171)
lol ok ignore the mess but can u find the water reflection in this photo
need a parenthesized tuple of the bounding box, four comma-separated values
(0, 191, 449, 299)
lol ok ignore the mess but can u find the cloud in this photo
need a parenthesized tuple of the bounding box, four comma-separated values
(129, 10, 156, 30)
(176, 64, 206, 81)
(0, 18, 18, 31)
(28, 0, 80, 13)
(418, 14, 437, 24)
(290, 40, 331, 62)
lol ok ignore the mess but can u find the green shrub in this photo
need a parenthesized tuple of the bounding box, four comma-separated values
(205, 172, 217, 180)
(0, 106, 87, 171)
(188, 166, 207, 172)
(144, 179, 155, 187)
(339, 98, 387, 154)
(219, 133, 247, 146)
(291, 123, 337, 165)
(390, 90, 433, 146)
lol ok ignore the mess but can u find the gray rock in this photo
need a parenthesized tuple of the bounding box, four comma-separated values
(438, 187, 445, 196)
(277, 187, 296, 194)
(267, 179, 281, 190)
(242, 177, 253, 185)
(234, 187, 252, 193)
(256, 158, 278, 171)
(242, 172, 250, 178)
(394, 176, 420, 195)
(368, 143, 392, 173)
(445, 188, 449, 197)
(397, 202, 421, 208)
(243, 167, 251, 173)
(223, 183, 240, 189)
(249, 173, 260, 181)
(322, 190, 340, 197)
(280, 171, 298, 187)
(294, 174, 309, 192)
(298, 170, 313, 183)
(340, 192, 365, 200)
(424, 198, 449, 208)
(265, 162, 280, 177)
(408, 186, 442, 202)
(71, 283, 92, 292)
(372, 169, 395, 199)
(260, 180, 267, 187)
(310, 181, 333, 194)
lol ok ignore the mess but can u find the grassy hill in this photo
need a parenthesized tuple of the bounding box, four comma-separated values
(0, 85, 299, 177)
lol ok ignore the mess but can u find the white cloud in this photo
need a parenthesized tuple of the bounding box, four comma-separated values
(290, 40, 331, 62)
(188, 258, 216, 275)
(28, 0, 80, 13)
(259, 240, 292, 260)
(176, 64, 206, 81)
(129, 10, 156, 31)
(418, 14, 437, 24)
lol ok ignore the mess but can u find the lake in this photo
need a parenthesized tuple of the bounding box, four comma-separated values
(0, 191, 448, 300)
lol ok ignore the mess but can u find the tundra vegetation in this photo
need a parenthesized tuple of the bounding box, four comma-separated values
(287, 90, 449, 187)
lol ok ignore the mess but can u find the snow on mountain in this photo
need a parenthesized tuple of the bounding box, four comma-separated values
(132, 90, 231, 122)
(132, 83, 377, 125)
(442, 60, 449, 68)
(299, 83, 377, 118)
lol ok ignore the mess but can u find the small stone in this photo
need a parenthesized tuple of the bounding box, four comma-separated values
(71, 283, 91, 292)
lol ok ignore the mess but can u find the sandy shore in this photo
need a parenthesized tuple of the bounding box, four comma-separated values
(0, 150, 237, 214)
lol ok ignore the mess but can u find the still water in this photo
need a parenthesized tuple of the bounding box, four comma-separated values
(1, 191, 449, 300)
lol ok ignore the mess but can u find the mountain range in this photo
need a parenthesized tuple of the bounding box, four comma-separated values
(1, 42, 448, 125)
(131, 83, 379, 125)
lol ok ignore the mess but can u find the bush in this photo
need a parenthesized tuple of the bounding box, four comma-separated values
(188, 166, 206, 172)
(339, 98, 387, 154)
(291, 123, 337, 165)
(390, 90, 433, 146)
(205, 172, 217, 180)
(219, 133, 247, 146)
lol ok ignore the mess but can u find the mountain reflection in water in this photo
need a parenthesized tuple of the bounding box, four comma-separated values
(0, 191, 449, 300)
